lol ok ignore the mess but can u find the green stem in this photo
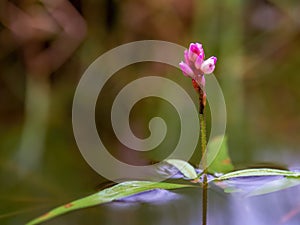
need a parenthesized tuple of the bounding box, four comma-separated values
(200, 105, 208, 225)
(200, 113, 207, 225)
(200, 114, 207, 164)
(193, 80, 208, 225)
(202, 173, 208, 225)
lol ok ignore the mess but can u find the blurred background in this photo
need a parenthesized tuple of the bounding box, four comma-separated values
(0, 0, 300, 224)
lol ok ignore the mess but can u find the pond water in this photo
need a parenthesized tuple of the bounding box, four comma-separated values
(30, 181, 300, 225)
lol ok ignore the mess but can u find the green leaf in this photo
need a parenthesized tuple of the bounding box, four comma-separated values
(26, 181, 193, 225)
(164, 159, 198, 179)
(214, 168, 300, 181)
(247, 177, 300, 197)
(207, 136, 234, 174)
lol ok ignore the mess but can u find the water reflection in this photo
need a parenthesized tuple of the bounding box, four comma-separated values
(37, 182, 300, 225)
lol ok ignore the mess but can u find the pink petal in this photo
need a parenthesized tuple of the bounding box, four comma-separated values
(200, 57, 217, 74)
(179, 61, 194, 78)
(190, 43, 201, 55)
(211, 56, 217, 64)
(184, 50, 189, 64)
(188, 43, 199, 61)
(195, 43, 204, 56)
(194, 53, 204, 69)
(200, 75, 206, 86)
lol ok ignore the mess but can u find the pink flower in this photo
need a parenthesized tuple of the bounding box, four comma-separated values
(179, 42, 217, 87)
(200, 56, 217, 74)
(179, 61, 194, 77)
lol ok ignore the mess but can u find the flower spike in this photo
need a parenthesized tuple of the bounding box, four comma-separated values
(179, 42, 217, 114)
(179, 42, 217, 87)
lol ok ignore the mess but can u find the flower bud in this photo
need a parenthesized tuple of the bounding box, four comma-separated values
(194, 53, 204, 69)
(200, 56, 217, 74)
(179, 61, 194, 78)
(188, 43, 203, 62)
(184, 50, 189, 64)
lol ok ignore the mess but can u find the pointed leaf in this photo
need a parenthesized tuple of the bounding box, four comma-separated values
(164, 159, 198, 179)
(26, 181, 194, 225)
(214, 175, 300, 197)
(247, 177, 300, 197)
(214, 168, 300, 181)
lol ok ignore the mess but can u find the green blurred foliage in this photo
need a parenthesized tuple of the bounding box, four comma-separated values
(0, 0, 300, 224)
